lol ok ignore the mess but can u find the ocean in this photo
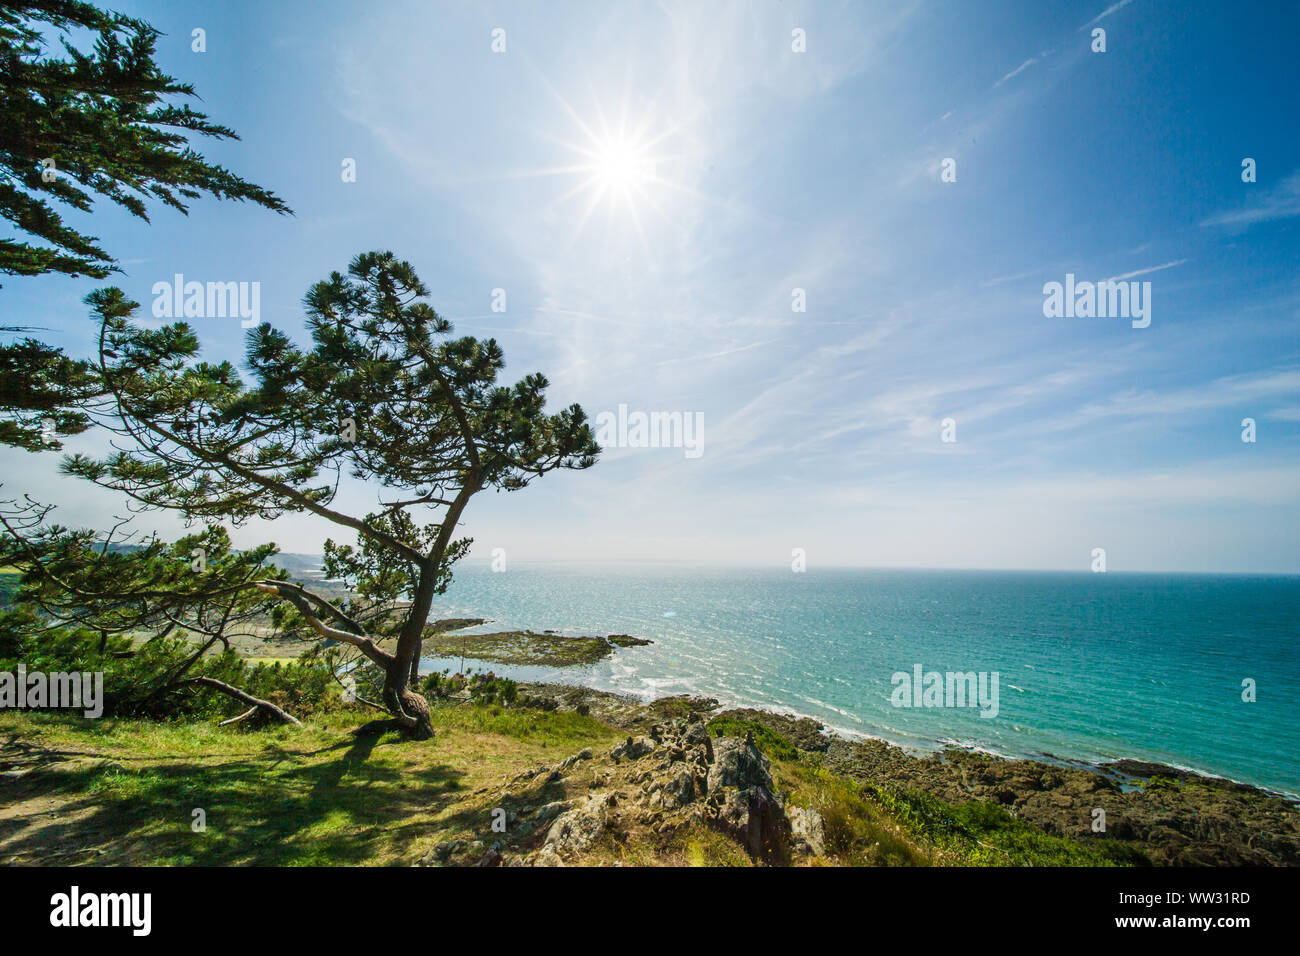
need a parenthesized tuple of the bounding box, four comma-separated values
(419, 565, 1300, 797)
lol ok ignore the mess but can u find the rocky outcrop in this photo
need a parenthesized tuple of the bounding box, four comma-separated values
(705, 733, 790, 862)
(420, 693, 1300, 868)
(482, 721, 820, 866)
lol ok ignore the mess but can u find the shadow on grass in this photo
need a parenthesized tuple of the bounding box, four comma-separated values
(0, 721, 467, 865)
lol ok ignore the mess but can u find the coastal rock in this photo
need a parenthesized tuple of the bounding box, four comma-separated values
(715, 784, 790, 863)
(545, 793, 612, 855)
(702, 733, 793, 862)
(607, 634, 653, 647)
(611, 736, 657, 761)
(788, 806, 826, 857)
(814, 730, 1300, 866)
(707, 733, 774, 793)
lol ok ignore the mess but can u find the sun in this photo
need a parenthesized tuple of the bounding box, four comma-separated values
(570, 130, 664, 220)
(592, 139, 655, 194)
(527, 91, 702, 249)
(520, 83, 709, 252)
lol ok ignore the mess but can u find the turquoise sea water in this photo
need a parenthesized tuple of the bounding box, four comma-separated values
(419, 565, 1300, 796)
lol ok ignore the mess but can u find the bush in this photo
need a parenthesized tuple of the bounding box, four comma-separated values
(421, 668, 519, 706)
(0, 606, 335, 724)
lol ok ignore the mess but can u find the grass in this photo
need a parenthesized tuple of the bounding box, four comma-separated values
(0, 697, 1147, 867)
(864, 784, 1150, 866)
(0, 702, 621, 866)
(0, 568, 20, 606)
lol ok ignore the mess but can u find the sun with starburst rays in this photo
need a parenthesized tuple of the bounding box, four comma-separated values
(534, 91, 698, 249)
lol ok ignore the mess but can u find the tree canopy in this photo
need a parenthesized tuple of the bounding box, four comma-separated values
(0, 0, 289, 281)
(25, 251, 599, 735)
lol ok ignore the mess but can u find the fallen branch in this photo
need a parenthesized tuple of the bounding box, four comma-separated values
(219, 706, 258, 726)
(180, 676, 302, 727)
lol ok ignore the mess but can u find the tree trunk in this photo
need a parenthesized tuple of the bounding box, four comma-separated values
(382, 663, 434, 739)
(254, 578, 435, 739)
(385, 563, 438, 740)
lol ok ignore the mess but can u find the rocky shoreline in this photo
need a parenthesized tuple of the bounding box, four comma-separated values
(498, 681, 1300, 866)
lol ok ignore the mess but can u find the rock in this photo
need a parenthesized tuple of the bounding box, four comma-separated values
(557, 748, 595, 771)
(788, 806, 826, 856)
(533, 800, 572, 823)
(683, 721, 711, 747)
(660, 770, 695, 809)
(707, 735, 774, 794)
(607, 634, 653, 647)
(611, 736, 657, 761)
(716, 785, 791, 863)
(418, 839, 465, 866)
(545, 793, 611, 855)
(702, 734, 794, 862)
(534, 844, 565, 867)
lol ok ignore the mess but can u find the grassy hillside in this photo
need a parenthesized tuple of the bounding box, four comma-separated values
(0, 694, 1160, 867)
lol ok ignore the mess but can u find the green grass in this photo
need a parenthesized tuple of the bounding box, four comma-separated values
(1, 695, 1152, 867)
(707, 715, 802, 761)
(0, 568, 20, 606)
(776, 763, 936, 865)
(865, 785, 1149, 866)
(0, 702, 620, 866)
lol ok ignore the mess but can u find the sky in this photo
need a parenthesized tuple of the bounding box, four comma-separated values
(3, 0, 1299, 573)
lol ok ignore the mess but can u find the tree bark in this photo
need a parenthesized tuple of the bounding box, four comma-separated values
(181, 676, 302, 726)
(385, 569, 436, 740)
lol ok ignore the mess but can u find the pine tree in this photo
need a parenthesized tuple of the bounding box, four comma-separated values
(0, 0, 289, 282)
(51, 251, 600, 738)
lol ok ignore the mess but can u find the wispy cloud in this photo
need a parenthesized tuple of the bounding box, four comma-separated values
(994, 57, 1037, 87)
(1201, 170, 1300, 229)
(1102, 259, 1188, 282)
(979, 265, 1052, 288)
(1081, 0, 1138, 29)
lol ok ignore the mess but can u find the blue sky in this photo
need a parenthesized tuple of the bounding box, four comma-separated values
(4, 0, 1299, 572)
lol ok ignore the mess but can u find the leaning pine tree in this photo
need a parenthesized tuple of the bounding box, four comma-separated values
(62, 251, 599, 739)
